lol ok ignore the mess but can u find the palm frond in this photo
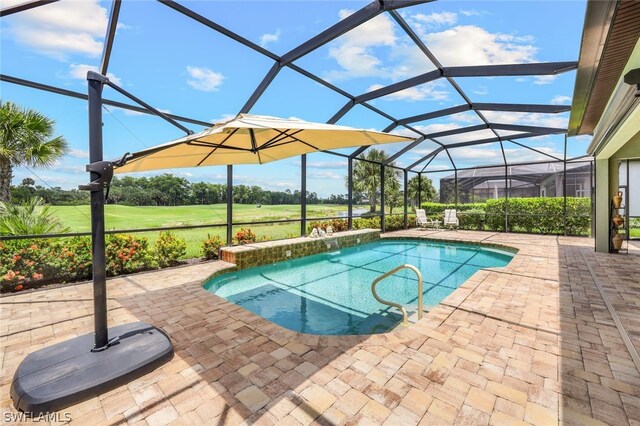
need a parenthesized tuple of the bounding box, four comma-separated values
(0, 197, 70, 236)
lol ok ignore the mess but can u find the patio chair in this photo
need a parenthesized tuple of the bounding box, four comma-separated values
(416, 209, 440, 229)
(444, 209, 459, 229)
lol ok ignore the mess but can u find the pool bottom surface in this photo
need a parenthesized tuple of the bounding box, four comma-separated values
(204, 239, 514, 335)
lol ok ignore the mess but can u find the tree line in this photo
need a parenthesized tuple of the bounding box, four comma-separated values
(10, 175, 369, 206)
(11, 169, 437, 209)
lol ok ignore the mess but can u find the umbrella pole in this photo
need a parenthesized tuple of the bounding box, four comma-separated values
(88, 74, 109, 349)
(9, 72, 174, 415)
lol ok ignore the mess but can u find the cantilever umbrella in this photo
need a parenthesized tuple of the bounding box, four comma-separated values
(115, 113, 414, 172)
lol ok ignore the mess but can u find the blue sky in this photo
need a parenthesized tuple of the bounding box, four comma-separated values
(1, 0, 592, 197)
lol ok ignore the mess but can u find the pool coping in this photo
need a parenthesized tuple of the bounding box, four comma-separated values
(198, 233, 520, 348)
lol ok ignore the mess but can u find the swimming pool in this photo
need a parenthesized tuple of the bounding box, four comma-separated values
(204, 239, 514, 335)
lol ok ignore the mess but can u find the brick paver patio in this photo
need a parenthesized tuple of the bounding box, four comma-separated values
(1, 231, 639, 425)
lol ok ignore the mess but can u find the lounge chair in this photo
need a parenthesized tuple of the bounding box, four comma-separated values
(444, 209, 459, 229)
(416, 209, 440, 229)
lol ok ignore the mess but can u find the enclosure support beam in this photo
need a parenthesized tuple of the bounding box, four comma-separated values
(380, 164, 386, 232)
(591, 161, 595, 237)
(227, 165, 233, 246)
(404, 170, 408, 229)
(99, 0, 121, 76)
(241, 62, 281, 113)
(0, 0, 57, 17)
(348, 157, 353, 230)
(498, 141, 508, 232)
(454, 170, 458, 207)
(0, 74, 213, 127)
(301, 154, 307, 236)
(504, 164, 509, 232)
(563, 134, 568, 236)
(418, 172, 422, 207)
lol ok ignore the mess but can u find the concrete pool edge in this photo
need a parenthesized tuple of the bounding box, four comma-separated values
(197, 233, 521, 348)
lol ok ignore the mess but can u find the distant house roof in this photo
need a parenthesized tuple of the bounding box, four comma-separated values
(441, 161, 592, 190)
(569, 0, 640, 137)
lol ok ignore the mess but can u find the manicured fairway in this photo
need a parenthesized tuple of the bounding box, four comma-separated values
(50, 204, 357, 231)
(49, 204, 362, 258)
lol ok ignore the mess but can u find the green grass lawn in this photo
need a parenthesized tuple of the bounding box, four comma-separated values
(49, 204, 365, 258)
(50, 204, 360, 231)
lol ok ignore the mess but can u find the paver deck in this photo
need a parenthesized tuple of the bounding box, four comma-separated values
(1, 230, 639, 425)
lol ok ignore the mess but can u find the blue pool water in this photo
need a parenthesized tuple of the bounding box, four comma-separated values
(204, 239, 514, 335)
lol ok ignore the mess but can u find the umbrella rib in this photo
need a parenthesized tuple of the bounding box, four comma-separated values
(282, 132, 320, 151)
(249, 128, 263, 164)
(187, 141, 251, 152)
(196, 128, 239, 166)
(258, 129, 304, 150)
(259, 129, 320, 152)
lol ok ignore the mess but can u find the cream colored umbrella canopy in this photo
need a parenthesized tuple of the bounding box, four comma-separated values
(115, 114, 414, 173)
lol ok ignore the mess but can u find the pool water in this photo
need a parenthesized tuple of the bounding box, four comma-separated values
(204, 239, 514, 335)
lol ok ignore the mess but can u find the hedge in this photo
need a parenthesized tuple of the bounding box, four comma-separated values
(422, 198, 591, 235)
(1, 232, 187, 293)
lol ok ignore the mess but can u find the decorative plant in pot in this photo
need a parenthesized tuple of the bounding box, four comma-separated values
(612, 232, 624, 250)
(613, 192, 623, 209)
(613, 214, 624, 228)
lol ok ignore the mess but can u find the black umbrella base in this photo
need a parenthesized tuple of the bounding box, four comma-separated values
(10, 322, 173, 415)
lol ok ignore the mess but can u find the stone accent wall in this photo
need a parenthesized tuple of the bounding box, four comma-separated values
(220, 229, 380, 270)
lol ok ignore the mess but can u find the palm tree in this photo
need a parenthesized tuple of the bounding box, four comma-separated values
(347, 148, 401, 213)
(0, 101, 68, 202)
(407, 175, 437, 208)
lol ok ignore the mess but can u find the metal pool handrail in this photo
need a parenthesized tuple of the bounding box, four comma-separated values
(371, 264, 424, 326)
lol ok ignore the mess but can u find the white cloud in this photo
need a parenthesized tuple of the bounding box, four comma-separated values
(324, 11, 541, 89)
(449, 112, 480, 124)
(437, 128, 497, 144)
(367, 81, 449, 102)
(308, 171, 343, 180)
(211, 114, 237, 124)
(325, 10, 397, 81)
(551, 95, 572, 105)
(307, 161, 348, 169)
(534, 75, 557, 85)
(259, 29, 281, 48)
(448, 146, 501, 160)
(446, 145, 564, 163)
(412, 12, 458, 28)
(55, 164, 86, 174)
(69, 63, 122, 86)
(186, 66, 224, 92)
(503, 146, 564, 161)
(460, 10, 484, 17)
(482, 111, 568, 128)
(4, 0, 109, 59)
(67, 148, 89, 159)
(473, 86, 489, 96)
(421, 25, 537, 66)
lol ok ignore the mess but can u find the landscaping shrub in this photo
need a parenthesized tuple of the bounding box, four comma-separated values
(353, 216, 381, 229)
(307, 219, 348, 234)
(384, 214, 417, 231)
(1, 237, 92, 292)
(202, 234, 225, 260)
(421, 202, 485, 215)
(234, 228, 257, 245)
(105, 234, 156, 276)
(564, 197, 592, 236)
(458, 209, 485, 230)
(154, 231, 186, 267)
(424, 198, 590, 235)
